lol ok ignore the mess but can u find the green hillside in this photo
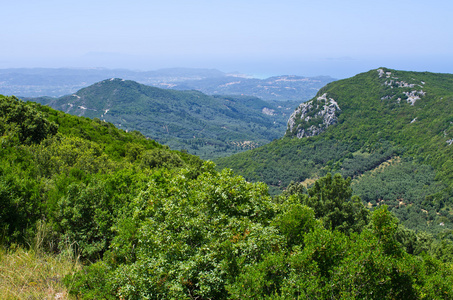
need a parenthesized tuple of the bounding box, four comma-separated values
(216, 68, 453, 233)
(3, 94, 453, 298)
(28, 79, 296, 159)
(0, 94, 203, 248)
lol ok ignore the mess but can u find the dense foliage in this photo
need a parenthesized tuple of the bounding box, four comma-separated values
(66, 170, 453, 299)
(2, 94, 453, 299)
(0, 95, 202, 250)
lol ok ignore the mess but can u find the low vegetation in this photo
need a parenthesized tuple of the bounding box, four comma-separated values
(0, 246, 80, 299)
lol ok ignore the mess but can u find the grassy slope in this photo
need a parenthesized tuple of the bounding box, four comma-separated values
(0, 246, 80, 300)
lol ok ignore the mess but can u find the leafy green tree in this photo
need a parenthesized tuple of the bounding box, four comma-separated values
(0, 96, 57, 145)
(302, 173, 370, 234)
(31, 135, 114, 178)
(227, 252, 289, 299)
(0, 169, 42, 243)
(71, 165, 279, 299)
(370, 205, 401, 255)
(272, 199, 318, 249)
(56, 180, 113, 260)
(140, 148, 185, 169)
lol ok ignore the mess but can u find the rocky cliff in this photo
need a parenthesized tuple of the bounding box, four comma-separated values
(286, 93, 341, 138)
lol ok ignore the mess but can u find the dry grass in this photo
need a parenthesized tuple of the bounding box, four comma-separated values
(352, 156, 401, 183)
(0, 246, 81, 300)
(0, 221, 82, 299)
(298, 177, 319, 188)
(369, 156, 401, 174)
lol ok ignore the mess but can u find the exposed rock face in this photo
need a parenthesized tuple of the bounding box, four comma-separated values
(262, 107, 275, 116)
(286, 93, 341, 138)
(378, 69, 426, 106)
(404, 90, 426, 105)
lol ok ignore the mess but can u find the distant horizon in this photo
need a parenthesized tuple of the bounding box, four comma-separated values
(3, 0, 452, 79)
(1, 55, 452, 80)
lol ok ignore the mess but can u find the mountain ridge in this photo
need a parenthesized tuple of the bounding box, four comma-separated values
(27, 78, 297, 159)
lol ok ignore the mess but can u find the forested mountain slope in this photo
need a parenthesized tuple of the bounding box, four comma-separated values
(3, 94, 453, 299)
(216, 68, 453, 233)
(27, 79, 296, 159)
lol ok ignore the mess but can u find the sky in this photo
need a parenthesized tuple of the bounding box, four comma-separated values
(2, 0, 453, 78)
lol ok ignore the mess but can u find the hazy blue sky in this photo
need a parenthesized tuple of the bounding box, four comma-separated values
(2, 0, 452, 78)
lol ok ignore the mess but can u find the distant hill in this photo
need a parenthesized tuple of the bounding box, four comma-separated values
(0, 67, 334, 100)
(160, 74, 334, 101)
(216, 68, 453, 234)
(27, 79, 298, 159)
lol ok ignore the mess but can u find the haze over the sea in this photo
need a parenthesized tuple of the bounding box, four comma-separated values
(2, 0, 452, 78)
